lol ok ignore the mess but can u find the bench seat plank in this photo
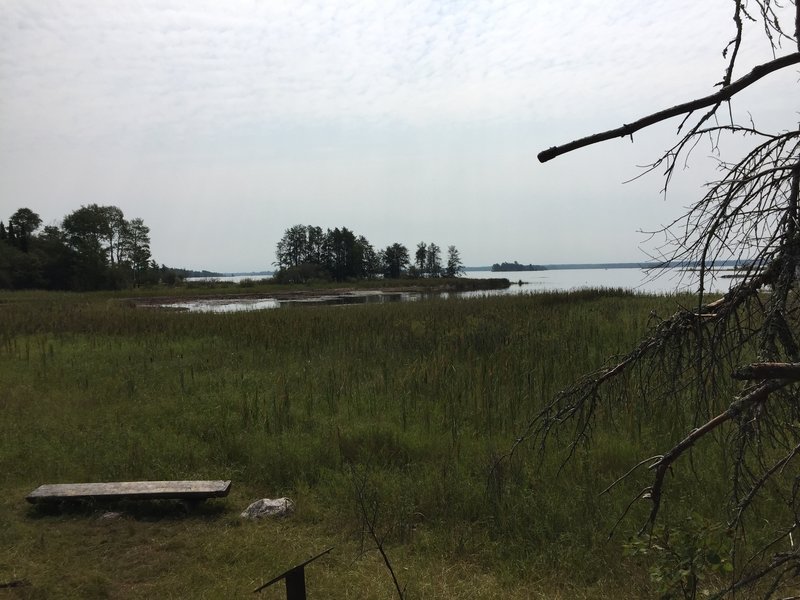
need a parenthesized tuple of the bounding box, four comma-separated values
(26, 480, 232, 503)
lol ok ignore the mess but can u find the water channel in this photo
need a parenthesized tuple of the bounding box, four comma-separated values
(163, 268, 736, 313)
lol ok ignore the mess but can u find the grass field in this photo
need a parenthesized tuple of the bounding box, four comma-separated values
(0, 286, 757, 598)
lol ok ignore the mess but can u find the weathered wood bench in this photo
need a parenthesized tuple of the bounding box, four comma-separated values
(26, 480, 232, 504)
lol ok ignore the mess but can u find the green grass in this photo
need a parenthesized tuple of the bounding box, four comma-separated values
(0, 287, 764, 598)
(0, 276, 509, 304)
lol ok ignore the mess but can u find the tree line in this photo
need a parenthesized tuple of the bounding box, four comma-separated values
(0, 205, 167, 290)
(491, 261, 546, 272)
(274, 224, 464, 282)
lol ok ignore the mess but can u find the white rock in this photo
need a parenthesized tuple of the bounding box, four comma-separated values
(240, 497, 295, 520)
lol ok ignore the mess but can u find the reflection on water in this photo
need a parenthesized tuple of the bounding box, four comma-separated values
(170, 268, 734, 313)
(163, 291, 422, 313)
(286, 291, 421, 307)
(166, 298, 281, 313)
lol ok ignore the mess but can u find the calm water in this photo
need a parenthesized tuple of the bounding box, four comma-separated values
(463, 267, 732, 295)
(174, 268, 734, 313)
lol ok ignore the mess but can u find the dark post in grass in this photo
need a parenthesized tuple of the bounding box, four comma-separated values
(253, 547, 333, 599)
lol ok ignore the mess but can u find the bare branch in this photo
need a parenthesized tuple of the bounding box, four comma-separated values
(531, 4, 800, 596)
(721, 1, 745, 88)
(537, 52, 800, 163)
(349, 465, 405, 600)
(731, 439, 800, 529)
(643, 380, 791, 532)
(732, 362, 800, 380)
(600, 455, 662, 497)
(796, 1, 800, 50)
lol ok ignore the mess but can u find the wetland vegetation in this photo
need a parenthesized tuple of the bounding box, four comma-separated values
(0, 286, 763, 598)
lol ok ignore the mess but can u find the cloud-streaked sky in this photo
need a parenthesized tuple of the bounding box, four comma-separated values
(0, 1, 796, 271)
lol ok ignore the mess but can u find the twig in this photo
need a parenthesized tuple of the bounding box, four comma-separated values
(349, 465, 405, 600)
(600, 455, 662, 497)
(642, 380, 789, 533)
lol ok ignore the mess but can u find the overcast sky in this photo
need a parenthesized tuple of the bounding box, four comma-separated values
(0, 1, 796, 272)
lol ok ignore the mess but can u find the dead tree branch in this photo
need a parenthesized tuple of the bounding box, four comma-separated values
(349, 464, 406, 600)
(643, 379, 791, 534)
(529, 3, 800, 596)
(732, 362, 800, 380)
(537, 52, 800, 164)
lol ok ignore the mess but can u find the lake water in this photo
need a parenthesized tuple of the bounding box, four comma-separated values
(463, 267, 732, 295)
(174, 268, 735, 313)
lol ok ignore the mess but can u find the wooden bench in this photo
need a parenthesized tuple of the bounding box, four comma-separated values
(26, 480, 232, 504)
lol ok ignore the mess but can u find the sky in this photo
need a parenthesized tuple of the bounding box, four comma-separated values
(0, 1, 797, 272)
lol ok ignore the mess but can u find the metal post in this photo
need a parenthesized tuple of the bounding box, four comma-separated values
(253, 547, 333, 598)
(284, 567, 306, 600)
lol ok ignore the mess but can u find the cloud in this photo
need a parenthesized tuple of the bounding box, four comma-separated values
(1, 0, 780, 154)
(0, 0, 796, 271)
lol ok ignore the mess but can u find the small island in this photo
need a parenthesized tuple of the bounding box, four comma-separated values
(491, 261, 547, 272)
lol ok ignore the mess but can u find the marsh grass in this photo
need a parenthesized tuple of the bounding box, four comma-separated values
(0, 288, 762, 597)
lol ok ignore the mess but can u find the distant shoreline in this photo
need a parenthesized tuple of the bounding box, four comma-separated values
(192, 260, 748, 277)
(471, 260, 746, 272)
